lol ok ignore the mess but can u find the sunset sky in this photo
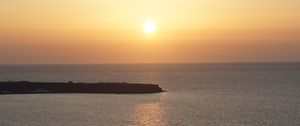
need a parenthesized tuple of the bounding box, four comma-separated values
(1, 0, 299, 64)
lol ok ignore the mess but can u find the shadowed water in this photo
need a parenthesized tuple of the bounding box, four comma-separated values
(0, 63, 299, 126)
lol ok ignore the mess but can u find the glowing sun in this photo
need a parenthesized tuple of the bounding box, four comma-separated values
(143, 21, 156, 34)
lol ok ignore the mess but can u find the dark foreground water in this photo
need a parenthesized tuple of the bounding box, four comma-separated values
(0, 63, 299, 126)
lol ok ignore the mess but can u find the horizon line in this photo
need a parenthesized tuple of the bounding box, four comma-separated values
(0, 60, 299, 65)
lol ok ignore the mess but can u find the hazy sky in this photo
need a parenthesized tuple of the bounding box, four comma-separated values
(0, 0, 299, 64)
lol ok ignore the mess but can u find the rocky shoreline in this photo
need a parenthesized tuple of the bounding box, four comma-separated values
(0, 81, 164, 94)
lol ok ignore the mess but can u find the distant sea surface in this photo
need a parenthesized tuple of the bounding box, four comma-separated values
(0, 62, 299, 126)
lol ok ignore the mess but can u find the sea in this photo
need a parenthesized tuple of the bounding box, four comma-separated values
(0, 62, 299, 126)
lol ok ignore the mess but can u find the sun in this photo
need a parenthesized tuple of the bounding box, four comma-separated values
(143, 21, 156, 34)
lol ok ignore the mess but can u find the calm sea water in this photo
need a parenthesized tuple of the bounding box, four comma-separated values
(0, 63, 299, 126)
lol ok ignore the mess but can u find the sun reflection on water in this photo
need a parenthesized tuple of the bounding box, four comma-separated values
(132, 94, 167, 126)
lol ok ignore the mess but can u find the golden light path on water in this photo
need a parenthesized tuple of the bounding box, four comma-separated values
(131, 93, 167, 126)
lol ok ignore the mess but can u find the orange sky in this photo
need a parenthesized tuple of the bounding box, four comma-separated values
(0, 0, 299, 64)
